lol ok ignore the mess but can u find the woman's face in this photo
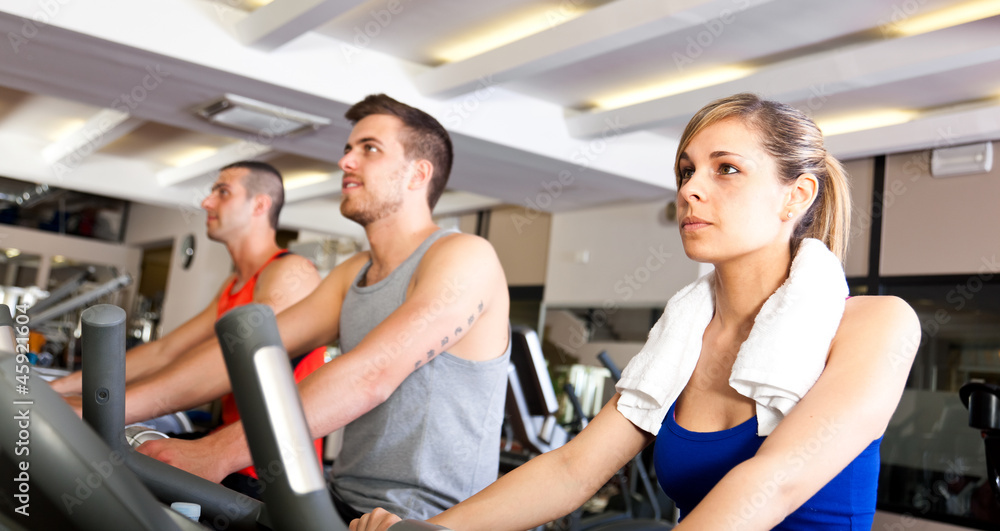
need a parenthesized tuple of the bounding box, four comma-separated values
(675, 117, 794, 264)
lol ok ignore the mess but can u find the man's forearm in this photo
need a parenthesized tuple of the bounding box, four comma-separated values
(206, 422, 253, 474)
(297, 355, 388, 441)
(136, 421, 253, 483)
(51, 341, 164, 395)
(124, 377, 195, 425)
(123, 343, 232, 424)
(122, 342, 171, 385)
(49, 370, 83, 394)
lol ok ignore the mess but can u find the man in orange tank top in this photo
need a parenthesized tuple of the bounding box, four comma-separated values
(52, 161, 327, 495)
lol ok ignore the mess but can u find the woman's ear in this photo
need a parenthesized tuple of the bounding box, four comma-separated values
(787, 173, 819, 215)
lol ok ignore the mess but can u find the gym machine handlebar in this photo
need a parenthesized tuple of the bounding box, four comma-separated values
(0, 300, 452, 530)
(215, 304, 342, 531)
(0, 304, 204, 530)
(80, 304, 272, 531)
(215, 304, 453, 531)
(959, 382, 1000, 503)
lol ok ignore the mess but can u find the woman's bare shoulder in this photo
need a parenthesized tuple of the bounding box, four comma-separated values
(834, 295, 921, 368)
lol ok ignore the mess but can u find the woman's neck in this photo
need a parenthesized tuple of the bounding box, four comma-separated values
(711, 245, 792, 335)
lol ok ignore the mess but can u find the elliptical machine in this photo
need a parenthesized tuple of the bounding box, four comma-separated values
(959, 382, 1000, 504)
(0, 303, 441, 530)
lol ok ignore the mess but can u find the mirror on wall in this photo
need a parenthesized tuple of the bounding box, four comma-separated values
(0, 176, 129, 242)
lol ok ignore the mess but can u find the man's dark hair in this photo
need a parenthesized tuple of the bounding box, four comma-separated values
(220, 161, 284, 229)
(345, 94, 453, 210)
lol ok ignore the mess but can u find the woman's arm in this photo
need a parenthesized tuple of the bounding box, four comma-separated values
(428, 394, 653, 531)
(676, 295, 920, 529)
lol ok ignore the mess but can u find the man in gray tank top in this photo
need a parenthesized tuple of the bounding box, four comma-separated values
(137, 94, 512, 521)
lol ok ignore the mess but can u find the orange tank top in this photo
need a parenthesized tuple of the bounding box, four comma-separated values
(216, 250, 327, 478)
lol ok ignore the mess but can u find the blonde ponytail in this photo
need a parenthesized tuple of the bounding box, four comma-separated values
(804, 153, 851, 262)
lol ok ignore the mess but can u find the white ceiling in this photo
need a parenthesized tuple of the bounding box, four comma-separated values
(0, 0, 997, 239)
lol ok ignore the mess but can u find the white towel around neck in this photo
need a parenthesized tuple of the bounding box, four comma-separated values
(616, 238, 848, 436)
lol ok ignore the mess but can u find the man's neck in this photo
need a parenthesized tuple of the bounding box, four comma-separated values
(225, 230, 282, 285)
(363, 215, 439, 284)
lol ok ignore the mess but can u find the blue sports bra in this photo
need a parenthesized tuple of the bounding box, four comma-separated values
(654, 403, 882, 529)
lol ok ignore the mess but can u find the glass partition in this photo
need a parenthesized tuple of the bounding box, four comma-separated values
(877, 280, 1000, 529)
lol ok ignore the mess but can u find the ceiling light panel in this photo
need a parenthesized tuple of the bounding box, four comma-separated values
(431, 4, 588, 63)
(887, 0, 1000, 36)
(197, 94, 331, 137)
(816, 109, 918, 136)
(591, 66, 754, 110)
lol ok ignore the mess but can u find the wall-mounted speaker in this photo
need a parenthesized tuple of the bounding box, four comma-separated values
(931, 141, 994, 178)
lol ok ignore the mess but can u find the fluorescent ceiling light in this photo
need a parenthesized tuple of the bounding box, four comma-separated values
(816, 109, 918, 136)
(889, 0, 1000, 36)
(222, 0, 274, 11)
(432, 5, 587, 63)
(49, 118, 87, 142)
(591, 66, 754, 110)
(164, 146, 219, 168)
(285, 172, 335, 190)
(197, 94, 330, 137)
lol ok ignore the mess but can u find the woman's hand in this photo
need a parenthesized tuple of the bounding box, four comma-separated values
(350, 508, 402, 531)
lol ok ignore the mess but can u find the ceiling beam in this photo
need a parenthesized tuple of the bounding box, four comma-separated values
(566, 19, 1000, 138)
(0, 131, 196, 207)
(235, 0, 362, 50)
(157, 141, 273, 187)
(433, 191, 503, 216)
(42, 108, 144, 165)
(416, 0, 777, 99)
(0, 7, 668, 190)
(279, 199, 366, 239)
(826, 104, 1000, 161)
(285, 172, 343, 203)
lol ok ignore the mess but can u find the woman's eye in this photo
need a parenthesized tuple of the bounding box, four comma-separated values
(679, 167, 694, 182)
(718, 163, 738, 175)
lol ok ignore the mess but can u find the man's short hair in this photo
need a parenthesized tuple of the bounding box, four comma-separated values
(220, 161, 284, 229)
(345, 94, 453, 210)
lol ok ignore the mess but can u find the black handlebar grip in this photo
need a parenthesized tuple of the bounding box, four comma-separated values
(81, 304, 128, 453)
(216, 304, 343, 531)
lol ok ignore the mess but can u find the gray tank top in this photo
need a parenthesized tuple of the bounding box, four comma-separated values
(333, 228, 511, 519)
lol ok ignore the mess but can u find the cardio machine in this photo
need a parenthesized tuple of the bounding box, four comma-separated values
(0, 303, 439, 531)
(959, 381, 1000, 504)
(504, 326, 673, 530)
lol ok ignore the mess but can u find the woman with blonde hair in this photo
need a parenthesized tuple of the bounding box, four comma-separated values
(352, 93, 920, 531)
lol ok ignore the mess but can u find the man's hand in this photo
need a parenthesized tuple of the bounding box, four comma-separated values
(136, 437, 232, 483)
(63, 395, 83, 418)
(50, 372, 82, 395)
(350, 508, 402, 531)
